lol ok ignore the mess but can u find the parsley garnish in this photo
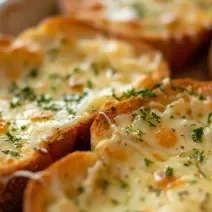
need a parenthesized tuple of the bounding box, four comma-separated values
(112, 88, 156, 101)
(165, 166, 174, 176)
(207, 112, 212, 125)
(140, 107, 148, 120)
(144, 158, 154, 167)
(191, 127, 204, 143)
(138, 88, 157, 100)
(131, 2, 145, 18)
(148, 121, 156, 127)
(126, 126, 144, 137)
(190, 149, 205, 163)
(120, 180, 128, 189)
(8, 82, 18, 93)
(91, 63, 99, 76)
(5, 132, 21, 142)
(199, 93, 206, 100)
(170, 114, 174, 119)
(10, 98, 22, 108)
(87, 79, 93, 89)
(73, 67, 80, 73)
(2, 150, 19, 157)
(151, 112, 161, 123)
(28, 68, 38, 78)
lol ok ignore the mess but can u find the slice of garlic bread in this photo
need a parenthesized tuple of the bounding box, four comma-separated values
(24, 78, 212, 212)
(0, 17, 169, 211)
(60, 0, 212, 68)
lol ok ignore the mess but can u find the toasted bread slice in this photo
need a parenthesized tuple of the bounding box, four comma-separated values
(60, 0, 212, 68)
(0, 17, 169, 211)
(24, 78, 212, 212)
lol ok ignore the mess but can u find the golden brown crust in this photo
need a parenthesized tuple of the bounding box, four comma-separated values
(59, 0, 212, 68)
(24, 151, 98, 212)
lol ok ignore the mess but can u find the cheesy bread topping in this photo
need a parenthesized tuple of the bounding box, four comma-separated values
(46, 80, 212, 212)
(0, 21, 165, 164)
(101, 0, 212, 31)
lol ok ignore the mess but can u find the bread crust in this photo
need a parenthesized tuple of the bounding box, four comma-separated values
(0, 16, 169, 211)
(59, 0, 212, 68)
(24, 151, 98, 212)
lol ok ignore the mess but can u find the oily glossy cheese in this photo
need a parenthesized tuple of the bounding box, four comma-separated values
(46, 86, 212, 212)
(0, 30, 164, 164)
(101, 0, 212, 31)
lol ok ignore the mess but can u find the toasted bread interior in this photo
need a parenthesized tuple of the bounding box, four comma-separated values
(24, 79, 212, 212)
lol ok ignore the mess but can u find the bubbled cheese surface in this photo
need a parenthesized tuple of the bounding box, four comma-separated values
(47, 82, 212, 212)
(0, 28, 162, 164)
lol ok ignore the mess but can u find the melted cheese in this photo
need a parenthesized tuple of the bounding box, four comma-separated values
(46, 87, 212, 212)
(0, 30, 163, 163)
(101, 0, 212, 31)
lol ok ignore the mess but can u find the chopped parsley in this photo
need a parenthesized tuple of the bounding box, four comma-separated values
(207, 112, 212, 125)
(179, 149, 206, 164)
(148, 121, 156, 128)
(140, 107, 148, 120)
(87, 79, 93, 89)
(40, 102, 61, 112)
(177, 86, 194, 96)
(191, 127, 204, 143)
(139, 107, 160, 127)
(144, 158, 154, 167)
(165, 166, 174, 176)
(1, 150, 19, 157)
(138, 88, 157, 100)
(48, 47, 59, 60)
(199, 93, 206, 100)
(151, 112, 160, 123)
(125, 126, 144, 137)
(91, 63, 99, 76)
(36, 94, 61, 111)
(131, 2, 145, 18)
(73, 67, 81, 73)
(10, 98, 22, 108)
(8, 82, 18, 93)
(170, 114, 174, 119)
(5, 132, 22, 148)
(190, 149, 205, 163)
(28, 68, 38, 78)
(120, 180, 128, 189)
(112, 88, 156, 101)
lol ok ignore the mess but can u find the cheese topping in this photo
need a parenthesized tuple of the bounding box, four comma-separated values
(101, 0, 212, 31)
(46, 83, 212, 212)
(0, 31, 163, 163)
